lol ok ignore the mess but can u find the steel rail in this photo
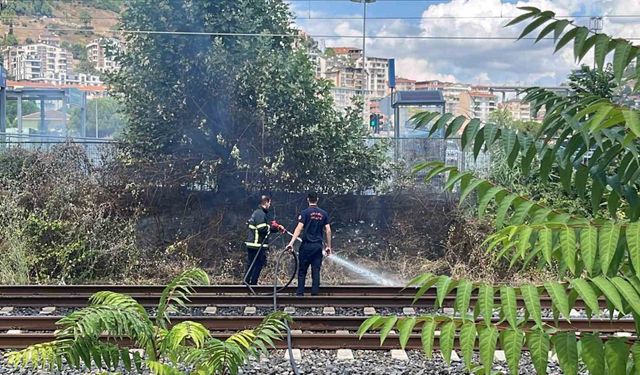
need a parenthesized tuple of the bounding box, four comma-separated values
(0, 285, 411, 295)
(0, 293, 565, 308)
(0, 315, 635, 333)
(0, 332, 635, 350)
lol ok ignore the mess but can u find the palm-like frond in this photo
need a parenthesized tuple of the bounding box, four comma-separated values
(186, 338, 248, 375)
(89, 290, 149, 318)
(147, 360, 187, 375)
(156, 268, 210, 329)
(6, 339, 71, 371)
(182, 312, 290, 375)
(56, 305, 154, 347)
(160, 320, 211, 365)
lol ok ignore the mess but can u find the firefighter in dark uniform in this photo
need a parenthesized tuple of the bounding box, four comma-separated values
(286, 192, 332, 296)
(244, 195, 286, 285)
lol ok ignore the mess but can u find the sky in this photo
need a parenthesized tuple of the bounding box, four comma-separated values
(285, 0, 640, 86)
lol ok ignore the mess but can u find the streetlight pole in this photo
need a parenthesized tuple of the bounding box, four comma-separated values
(589, 17, 603, 68)
(351, 0, 375, 127)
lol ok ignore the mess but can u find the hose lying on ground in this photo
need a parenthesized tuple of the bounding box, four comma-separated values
(242, 229, 301, 375)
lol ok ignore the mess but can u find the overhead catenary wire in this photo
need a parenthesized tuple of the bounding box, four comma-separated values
(7, 26, 640, 40)
(4, 14, 640, 20)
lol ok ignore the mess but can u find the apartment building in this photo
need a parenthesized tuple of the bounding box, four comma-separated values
(317, 46, 389, 100)
(416, 80, 471, 116)
(361, 56, 389, 99)
(459, 90, 498, 121)
(501, 99, 532, 121)
(394, 77, 416, 92)
(86, 38, 120, 73)
(3, 42, 70, 81)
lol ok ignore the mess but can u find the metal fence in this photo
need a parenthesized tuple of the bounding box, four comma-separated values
(0, 133, 118, 166)
(0, 134, 490, 191)
(366, 136, 490, 192)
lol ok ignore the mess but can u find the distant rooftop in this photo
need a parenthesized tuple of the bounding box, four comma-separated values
(395, 77, 416, 83)
(393, 90, 445, 107)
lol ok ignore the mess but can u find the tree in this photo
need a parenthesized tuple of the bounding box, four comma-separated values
(360, 8, 640, 374)
(79, 10, 92, 29)
(4, 33, 17, 47)
(567, 64, 616, 100)
(108, 0, 389, 195)
(5, 100, 39, 128)
(7, 268, 289, 375)
(2, 0, 53, 17)
(69, 97, 126, 138)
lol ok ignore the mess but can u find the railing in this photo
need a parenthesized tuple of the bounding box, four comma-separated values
(0, 133, 118, 166)
(366, 136, 490, 182)
(0, 134, 491, 191)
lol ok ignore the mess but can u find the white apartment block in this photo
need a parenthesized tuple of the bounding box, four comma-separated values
(394, 77, 416, 92)
(330, 87, 361, 112)
(3, 43, 70, 81)
(501, 99, 532, 121)
(86, 38, 120, 73)
(32, 71, 103, 86)
(416, 80, 471, 117)
(459, 90, 498, 121)
(314, 47, 390, 107)
(361, 56, 389, 99)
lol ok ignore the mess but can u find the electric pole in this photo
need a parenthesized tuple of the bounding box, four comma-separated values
(350, 0, 376, 128)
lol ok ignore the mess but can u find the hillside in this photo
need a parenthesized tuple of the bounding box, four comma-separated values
(0, 1, 120, 46)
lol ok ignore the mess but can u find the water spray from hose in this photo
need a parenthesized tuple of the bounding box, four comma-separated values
(284, 230, 404, 287)
(324, 254, 403, 286)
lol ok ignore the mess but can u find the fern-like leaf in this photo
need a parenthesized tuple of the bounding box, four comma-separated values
(157, 268, 210, 329)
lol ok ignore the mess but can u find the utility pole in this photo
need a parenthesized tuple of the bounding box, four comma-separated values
(95, 99, 98, 138)
(589, 16, 603, 68)
(350, 0, 376, 127)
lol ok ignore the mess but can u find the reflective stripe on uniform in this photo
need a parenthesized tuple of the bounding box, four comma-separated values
(245, 242, 269, 248)
(248, 223, 268, 230)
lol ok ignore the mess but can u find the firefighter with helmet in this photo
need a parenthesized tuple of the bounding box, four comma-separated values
(244, 195, 286, 285)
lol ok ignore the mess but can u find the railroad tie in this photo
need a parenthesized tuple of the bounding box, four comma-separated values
(40, 306, 56, 315)
(494, 350, 506, 362)
(284, 348, 302, 361)
(323, 306, 336, 315)
(442, 307, 454, 315)
(243, 306, 256, 315)
(363, 307, 376, 316)
(284, 306, 296, 314)
(203, 306, 217, 315)
(402, 307, 415, 315)
(390, 349, 409, 361)
(0, 307, 14, 315)
(336, 349, 354, 360)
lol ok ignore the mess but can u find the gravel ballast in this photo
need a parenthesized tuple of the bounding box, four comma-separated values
(0, 350, 566, 375)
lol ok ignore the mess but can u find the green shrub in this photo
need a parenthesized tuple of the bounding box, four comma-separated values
(0, 145, 139, 283)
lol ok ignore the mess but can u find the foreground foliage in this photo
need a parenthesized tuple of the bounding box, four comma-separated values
(7, 269, 289, 374)
(361, 7, 640, 374)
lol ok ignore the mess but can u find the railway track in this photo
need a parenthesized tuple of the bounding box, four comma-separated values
(0, 315, 635, 333)
(0, 285, 584, 308)
(2, 332, 634, 350)
(0, 285, 632, 350)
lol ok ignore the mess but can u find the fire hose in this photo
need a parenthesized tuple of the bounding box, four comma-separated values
(243, 227, 302, 375)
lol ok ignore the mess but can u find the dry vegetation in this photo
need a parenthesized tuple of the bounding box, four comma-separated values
(0, 3, 118, 45)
